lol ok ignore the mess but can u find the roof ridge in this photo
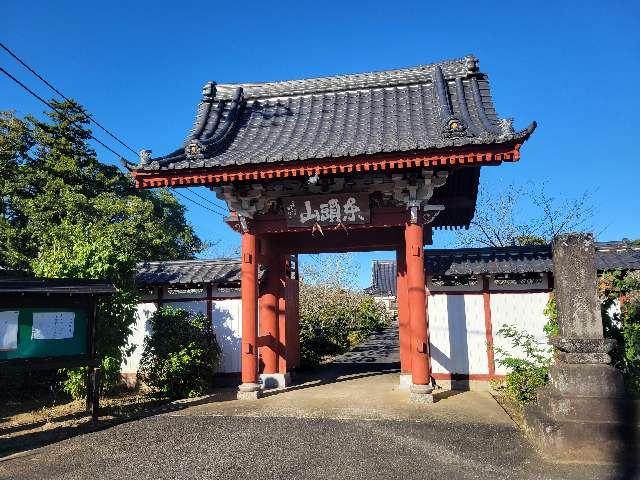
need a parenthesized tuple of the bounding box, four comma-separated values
(213, 55, 480, 100)
(137, 258, 239, 266)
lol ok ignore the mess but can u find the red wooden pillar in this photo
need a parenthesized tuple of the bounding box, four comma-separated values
(405, 222, 432, 395)
(396, 246, 411, 374)
(239, 231, 260, 395)
(259, 249, 279, 375)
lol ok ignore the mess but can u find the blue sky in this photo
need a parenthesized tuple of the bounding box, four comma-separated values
(3, 1, 639, 288)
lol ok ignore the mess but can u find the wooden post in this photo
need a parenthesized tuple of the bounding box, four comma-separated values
(405, 222, 433, 401)
(86, 299, 97, 412)
(396, 246, 411, 374)
(90, 367, 100, 423)
(238, 230, 261, 398)
(482, 275, 496, 376)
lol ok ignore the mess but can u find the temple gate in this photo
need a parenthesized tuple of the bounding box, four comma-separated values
(130, 55, 535, 402)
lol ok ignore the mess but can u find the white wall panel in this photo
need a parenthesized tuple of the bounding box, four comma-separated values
(428, 293, 487, 375)
(121, 302, 156, 374)
(122, 299, 242, 375)
(490, 292, 552, 375)
(211, 299, 242, 373)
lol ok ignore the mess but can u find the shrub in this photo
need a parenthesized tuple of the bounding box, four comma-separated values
(60, 355, 123, 400)
(492, 324, 552, 406)
(298, 283, 389, 368)
(138, 306, 221, 399)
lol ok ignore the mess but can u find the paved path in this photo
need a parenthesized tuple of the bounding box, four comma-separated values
(1, 322, 636, 479)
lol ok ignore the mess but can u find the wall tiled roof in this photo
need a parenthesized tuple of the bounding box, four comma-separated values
(136, 55, 535, 172)
(135, 259, 247, 287)
(365, 242, 640, 295)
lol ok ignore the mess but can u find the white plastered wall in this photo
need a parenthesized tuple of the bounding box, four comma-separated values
(489, 292, 552, 375)
(428, 293, 488, 375)
(121, 298, 243, 375)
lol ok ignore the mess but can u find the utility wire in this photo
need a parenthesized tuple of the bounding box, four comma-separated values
(1, 41, 138, 156)
(1, 66, 225, 217)
(185, 187, 227, 213)
(171, 189, 225, 217)
(1, 43, 227, 213)
(1, 67, 130, 160)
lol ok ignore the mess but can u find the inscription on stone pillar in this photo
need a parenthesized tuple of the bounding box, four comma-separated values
(552, 233, 603, 339)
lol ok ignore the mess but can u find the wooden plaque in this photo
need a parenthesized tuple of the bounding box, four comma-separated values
(284, 193, 370, 227)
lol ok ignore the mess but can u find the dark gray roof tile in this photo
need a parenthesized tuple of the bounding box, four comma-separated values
(137, 55, 535, 171)
(364, 242, 640, 295)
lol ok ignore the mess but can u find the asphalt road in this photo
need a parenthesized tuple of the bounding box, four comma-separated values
(2, 413, 632, 480)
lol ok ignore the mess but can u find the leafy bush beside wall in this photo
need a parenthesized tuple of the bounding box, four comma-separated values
(139, 306, 221, 399)
(494, 269, 640, 405)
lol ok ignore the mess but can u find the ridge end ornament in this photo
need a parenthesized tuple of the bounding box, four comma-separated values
(139, 149, 152, 165)
(186, 140, 204, 159)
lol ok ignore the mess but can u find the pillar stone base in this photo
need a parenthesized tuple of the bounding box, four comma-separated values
(259, 372, 292, 390)
(524, 401, 640, 463)
(524, 336, 639, 462)
(398, 374, 412, 391)
(409, 383, 434, 404)
(237, 382, 262, 400)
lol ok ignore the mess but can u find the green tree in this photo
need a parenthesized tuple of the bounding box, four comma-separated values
(0, 102, 205, 395)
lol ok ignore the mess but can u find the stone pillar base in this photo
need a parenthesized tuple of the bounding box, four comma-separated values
(237, 382, 262, 400)
(259, 372, 292, 390)
(409, 383, 434, 404)
(524, 401, 640, 463)
(398, 374, 412, 391)
(525, 367, 640, 463)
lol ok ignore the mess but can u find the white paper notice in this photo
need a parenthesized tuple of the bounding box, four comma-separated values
(0, 311, 19, 350)
(31, 312, 75, 340)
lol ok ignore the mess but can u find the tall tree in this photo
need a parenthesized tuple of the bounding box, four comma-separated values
(455, 182, 597, 248)
(0, 102, 205, 378)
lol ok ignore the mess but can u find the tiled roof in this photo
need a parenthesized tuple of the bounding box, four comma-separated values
(363, 261, 397, 296)
(365, 242, 640, 295)
(135, 259, 245, 287)
(136, 55, 535, 171)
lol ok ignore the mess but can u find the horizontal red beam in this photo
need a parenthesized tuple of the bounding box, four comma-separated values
(132, 143, 522, 189)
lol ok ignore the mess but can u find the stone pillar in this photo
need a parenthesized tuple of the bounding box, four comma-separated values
(396, 245, 412, 390)
(238, 231, 261, 400)
(405, 222, 433, 403)
(525, 233, 638, 463)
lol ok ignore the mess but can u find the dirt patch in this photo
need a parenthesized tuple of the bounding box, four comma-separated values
(0, 392, 171, 458)
(492, 393, 526, 428)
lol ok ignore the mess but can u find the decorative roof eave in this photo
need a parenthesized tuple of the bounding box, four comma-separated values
(132, 132, 534, 189)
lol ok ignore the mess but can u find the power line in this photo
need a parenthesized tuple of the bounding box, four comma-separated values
(185, 187, 228, 213)
(0, 41, 139, 156)
(0, 67, 130, 161)
(171, 189, 225, 217)
(1, 62, 228, 217)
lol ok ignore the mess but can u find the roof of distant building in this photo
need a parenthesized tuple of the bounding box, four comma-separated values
(365, 241, 640, 295)
(135, 55, 535, 172)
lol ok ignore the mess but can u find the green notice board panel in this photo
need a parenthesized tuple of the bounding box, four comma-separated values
(0, 308, 88, 360)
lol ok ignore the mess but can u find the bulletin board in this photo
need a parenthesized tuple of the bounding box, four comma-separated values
(0, 308, 88, 361)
